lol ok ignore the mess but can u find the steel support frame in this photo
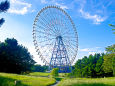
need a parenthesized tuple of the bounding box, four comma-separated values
(50, 36, 72, 73)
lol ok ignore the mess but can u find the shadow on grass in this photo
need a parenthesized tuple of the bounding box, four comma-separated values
(72, 83, 114, 86)
(55, 77, 63, 81)
(0, 76, 28, 86)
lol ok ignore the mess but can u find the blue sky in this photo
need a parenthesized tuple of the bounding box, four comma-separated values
(0, 0, 115, 65)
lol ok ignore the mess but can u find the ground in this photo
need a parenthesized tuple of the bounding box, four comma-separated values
(0, 72, 55, 86)
(0, 72, 115, 86)
(58, 77, 115, 86)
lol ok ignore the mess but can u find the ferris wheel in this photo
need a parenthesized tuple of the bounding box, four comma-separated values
(33, 6, 78, 72)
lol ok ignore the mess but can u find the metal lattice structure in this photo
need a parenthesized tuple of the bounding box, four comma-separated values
(50, 36, 71, 72)
(33, 6, 78, 73)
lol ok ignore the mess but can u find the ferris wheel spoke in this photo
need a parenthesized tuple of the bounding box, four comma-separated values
(63, 35, 77, 41)
(40, 39, 55, 48)
(35, 30, 56, 36)
(35, 24, 56, 36)
(38, 38, 55, 43)
(40, 45, 53, 58)
(37, 35, 49, 39)
(63, 39, 77, 47)
(43, 9, 52, 23)
(64, 45, 74, 55)
(38, 15, 57, 35)
(37, 18, 57, 35)
(59, 13, 69, 33)
(63, 40, 77, 52)
(66, 50, 74, 60)
(35, 24, 54, 34)
(62, 35, 77, 39)
(65, 47, 76, 59)
(44, 8, 57, 33)
(62, 30, 74, 36)
(61, 27, 72, 34)
(38, 19, 57, 35)
(53, 9, 62, 34)
(35, 24, 46, 30)
(48, 8, 59, 34)
(63, 38, 78, 43)
(60, 20, 73, 35)
(51, 8, 62, 34)
(65, 44, 76, 53)
(37, 19, 46, 27)
(39, 9, 56, 34)
(65, 47, 75, 62)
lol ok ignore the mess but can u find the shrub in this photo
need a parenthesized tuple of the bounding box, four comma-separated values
(51, 68, 59, 77)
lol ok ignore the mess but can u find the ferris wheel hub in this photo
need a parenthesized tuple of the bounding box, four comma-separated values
(56, 35, 62, 39)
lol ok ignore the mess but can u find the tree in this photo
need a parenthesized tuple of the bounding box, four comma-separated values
(106, 44, 115, 54)
(51, 68, 59, 77)
(112, 57, 115, 76)
(71, 53, 105, 78)
(32, 64, 48, 72)
(103, 54, 113, 76)
(95, 56, 104, 76)
(0, 38, 36, 74)
(109, 24, 115, 34)
(0, 0, 10, 27)
(103, 44, 115, 76)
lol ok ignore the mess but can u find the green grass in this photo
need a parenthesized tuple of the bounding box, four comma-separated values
(28, 72, 50, 77)
(58, 77, 115, 86)
(0, 72, 56, 86)
(59, 73, 68, 77)
(2, 72, 115, 86)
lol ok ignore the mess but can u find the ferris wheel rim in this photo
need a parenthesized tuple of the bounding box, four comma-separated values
(33, 5, 78, 65)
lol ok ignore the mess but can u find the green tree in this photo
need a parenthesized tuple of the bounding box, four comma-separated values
(0, 38, 36, 74)
(95, 56, 104, 76)
(103, 54, 113, 76)
(32, 64, 48, 72)
(103, 44, 115, 76)
(71, 53, 105, 78)
(0, 0, 10, 27)
(106, 44, 115, 54)
(51, 68, 59, 77)
(109, 24, 115, 34)
(112, 56, 115, 76)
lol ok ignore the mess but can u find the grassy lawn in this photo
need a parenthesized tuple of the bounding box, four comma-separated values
(58, 77, 115, 86)
(0, 72, 56, 86)
(2, 72, 115, 86)
(28, 72, 50, 77)
(59, 73, 68, 77)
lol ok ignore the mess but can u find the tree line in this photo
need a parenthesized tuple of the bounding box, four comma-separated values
(0, 38, 36, 74)
(0, 38, 49, 74)
(69, 44, 115, 78)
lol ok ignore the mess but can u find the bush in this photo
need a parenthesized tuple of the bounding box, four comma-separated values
(51, 68, 59, 77)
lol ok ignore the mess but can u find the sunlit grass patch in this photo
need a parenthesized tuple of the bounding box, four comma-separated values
(0, 72, 56, 86)
(28, 72, 50, 77)
(58, 77, 115, 86)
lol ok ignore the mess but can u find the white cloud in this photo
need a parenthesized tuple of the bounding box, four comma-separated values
(79, 47, 99, 52)
(80, 48, 90, 52)
(40, 0, 68, 10)
(79, 47, 103, 54)
(41, 0, 47, 4)
(8, 0, 32, 15)
(88, 52, 96, 55)
(55, 3, 68, 9)
(79, 9, 106, 24)
(77, 47, 104, 61)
